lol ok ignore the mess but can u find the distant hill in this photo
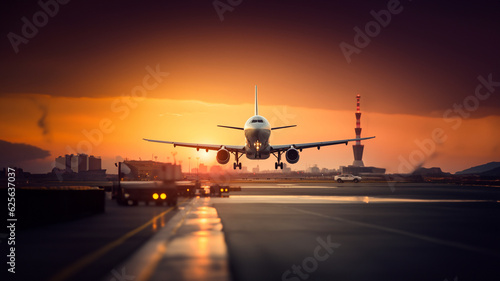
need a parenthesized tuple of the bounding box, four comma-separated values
(478, 166, 500, 177)
(412, 167, 450, 176)
(455, 162, 500, 175)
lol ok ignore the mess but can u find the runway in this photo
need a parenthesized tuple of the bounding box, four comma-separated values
(213, 183, 500, 281)
(5, 182, 500, 281)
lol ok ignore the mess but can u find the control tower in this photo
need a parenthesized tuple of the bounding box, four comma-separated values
(352, 94, 364, 167)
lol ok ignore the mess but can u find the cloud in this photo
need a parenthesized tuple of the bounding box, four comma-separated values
(0, 140, 51, 167)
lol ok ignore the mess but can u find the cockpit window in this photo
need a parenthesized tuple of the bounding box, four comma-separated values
(251, 119, 264, 123)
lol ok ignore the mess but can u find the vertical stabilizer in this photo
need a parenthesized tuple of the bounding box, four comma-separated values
(255, 85, 258, 116)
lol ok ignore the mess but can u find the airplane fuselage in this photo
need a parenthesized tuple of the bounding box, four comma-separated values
(244, 115, 271, 160)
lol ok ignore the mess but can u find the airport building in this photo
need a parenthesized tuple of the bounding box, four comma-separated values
(340, 94, 386, 176)
(72, 154, 88, 173)
(88, 155, 102, 170)
(352, 94, 364, 167)
(307, 165, 321, 174)
(123, 160, 182, 181)
(55, 155, 72, 171)
(54, 154, 106, 180)
(252, 165, 260, 173)
(199, 163, 208, 174)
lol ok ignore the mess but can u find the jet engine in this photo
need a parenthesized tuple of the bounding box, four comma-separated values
(285, 148, 300, 164)
(216, 148, 231, 164)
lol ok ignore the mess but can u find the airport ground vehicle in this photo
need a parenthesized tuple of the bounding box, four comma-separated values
(177, 180, 230, 197)
(114, 181, 178, 206)
(113, 162, 182, 206)
(334, 174, 362, 183)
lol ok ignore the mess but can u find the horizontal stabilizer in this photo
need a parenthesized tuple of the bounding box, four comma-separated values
(217, 125, 244, 130)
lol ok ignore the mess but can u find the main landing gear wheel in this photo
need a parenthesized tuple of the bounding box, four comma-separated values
(272, 151, 284, 170)
(233, 162, 242, 170)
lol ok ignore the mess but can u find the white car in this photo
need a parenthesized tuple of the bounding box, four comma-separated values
(334, 174, 362, 183)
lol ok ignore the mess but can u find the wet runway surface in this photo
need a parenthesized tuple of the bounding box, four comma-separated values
(215, 183, 500, 281)
(6, 197, 189, 281)
(5, 182, 500, 281)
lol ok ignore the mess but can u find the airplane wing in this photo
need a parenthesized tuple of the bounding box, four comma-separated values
(270, 136, 375, 152)
(271, 125, 297, 130)
(217, 125, 244, 130)
(143, 138, 246, 153)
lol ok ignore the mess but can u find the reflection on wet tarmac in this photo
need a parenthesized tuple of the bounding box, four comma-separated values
(247, 184, 338, 188)
(153, 198, 229, 281)
(212, 195, 496, 204)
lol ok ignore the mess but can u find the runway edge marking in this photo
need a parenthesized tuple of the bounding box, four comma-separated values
(285, 206, 500, 258)
(119, 198, 195, 281)
(110, 197, 230, 281)
(49, 200, 185, 281)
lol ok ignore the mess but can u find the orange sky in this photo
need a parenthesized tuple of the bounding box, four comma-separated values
(1, 1, 499, 174)
(1, 92, 498, 174)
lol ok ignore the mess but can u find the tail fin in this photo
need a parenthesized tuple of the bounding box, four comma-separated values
(255, 85, 258, 116)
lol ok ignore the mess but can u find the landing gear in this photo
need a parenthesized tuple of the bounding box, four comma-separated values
(272, 151, 284, 169)
(233, 162, 242, 170)
(233, 152, 243, 170)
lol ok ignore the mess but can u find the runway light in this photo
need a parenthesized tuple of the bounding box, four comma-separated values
(225, 188, 228, 192)
(160, 193, 167, 200)
(220, 188, 224, 192)
(152, 193, 159, 200)
(187, 188, 190, 192)
(124, 193, 130, 198)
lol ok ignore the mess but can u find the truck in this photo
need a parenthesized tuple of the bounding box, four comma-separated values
(113, 180, 178, 206)
(113, 162, 182, 206)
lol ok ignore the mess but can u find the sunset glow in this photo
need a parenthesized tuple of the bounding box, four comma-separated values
(1, 1, 499, 174)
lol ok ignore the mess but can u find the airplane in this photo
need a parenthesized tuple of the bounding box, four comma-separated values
(143, 86, 375, 170)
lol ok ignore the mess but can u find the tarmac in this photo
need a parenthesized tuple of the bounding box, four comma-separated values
(4, 182, 500, 281)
